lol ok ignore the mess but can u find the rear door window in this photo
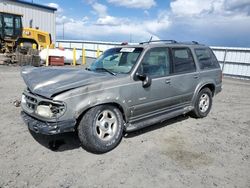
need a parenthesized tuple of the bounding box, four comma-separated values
(195, 48, 220, 70)
(172, 48, 196, 74)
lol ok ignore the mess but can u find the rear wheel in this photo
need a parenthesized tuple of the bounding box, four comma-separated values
(191, 88, 212, 118)
(78, 105, 124, 153)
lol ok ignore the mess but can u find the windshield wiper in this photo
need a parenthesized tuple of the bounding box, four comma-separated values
(95, 68, 117, 76)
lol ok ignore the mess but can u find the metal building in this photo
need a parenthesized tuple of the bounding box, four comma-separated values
(0, 0, 57, 41)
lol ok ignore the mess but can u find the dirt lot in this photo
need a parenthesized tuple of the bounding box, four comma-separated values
(0, 66, 249, 188)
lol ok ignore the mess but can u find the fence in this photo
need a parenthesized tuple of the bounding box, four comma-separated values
(211, 47, 250, 79)
(56, 40, 120, 58)
(56, 40, 250, 79)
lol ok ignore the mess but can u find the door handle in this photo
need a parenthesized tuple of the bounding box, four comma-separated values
(165, 79, 171, 84)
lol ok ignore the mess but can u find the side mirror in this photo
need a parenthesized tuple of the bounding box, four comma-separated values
(136, 73, 152, 88)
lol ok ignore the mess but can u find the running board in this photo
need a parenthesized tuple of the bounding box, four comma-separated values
(125, 106, 193, 132)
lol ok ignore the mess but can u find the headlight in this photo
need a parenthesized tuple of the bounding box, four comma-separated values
(36, 102, 66, 118)
(36, 105, 53, 118)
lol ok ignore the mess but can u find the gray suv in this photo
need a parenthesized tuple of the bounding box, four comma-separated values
(21, 40, 222, 153)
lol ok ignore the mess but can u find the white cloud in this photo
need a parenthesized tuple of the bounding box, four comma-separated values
(144, 13, 170, 33)
(225, 0, 250, 15)
(170, 0, 215, 17)
(92, 2, 108, 17)
(61, 20, 161, 42)
(56, 11, 170, 41)
(107, 0, 156, 9)
(58, 0, 167, 41)
(82, 16, 89, 23)
(170, 0, 250, 17)
(47, 3, 63, 13)
(165, 0, 250, 46)
(96, 16, 128, 26)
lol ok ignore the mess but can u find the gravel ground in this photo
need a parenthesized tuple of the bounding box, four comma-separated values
(0, 66, 249, 188)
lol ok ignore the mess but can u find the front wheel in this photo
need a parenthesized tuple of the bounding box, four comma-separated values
(78, 105, 124, 153)
(191, 88, 212, 118)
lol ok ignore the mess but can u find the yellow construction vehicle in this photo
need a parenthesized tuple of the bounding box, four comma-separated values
(20, 27, 54, 50)
(0, 11, 54, 65)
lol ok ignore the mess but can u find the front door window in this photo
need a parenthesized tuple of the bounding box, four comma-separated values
(140, 47, 171, 78)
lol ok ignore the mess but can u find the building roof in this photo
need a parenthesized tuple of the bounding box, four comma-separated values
(12, 0, 57, 11)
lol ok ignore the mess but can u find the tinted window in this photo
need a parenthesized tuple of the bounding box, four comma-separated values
(15, 17, 21, 29)
(140, 47, 170, 78)
(195, 48, 220, 70)
(172, 48, 196, 74)
(14, 17, 22, 36)
(4, 15, 14, 36)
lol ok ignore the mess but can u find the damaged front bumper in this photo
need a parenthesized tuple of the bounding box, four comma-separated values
(21, 111, 76, 135)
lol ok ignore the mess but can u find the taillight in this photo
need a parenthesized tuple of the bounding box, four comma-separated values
(220, 71, 223, 82)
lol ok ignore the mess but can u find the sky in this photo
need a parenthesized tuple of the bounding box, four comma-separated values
(32, 0, 250, 47)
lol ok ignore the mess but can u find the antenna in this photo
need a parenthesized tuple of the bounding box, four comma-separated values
(148, 36, 153, 42)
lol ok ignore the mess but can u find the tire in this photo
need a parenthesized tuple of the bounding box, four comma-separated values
(190, 88, 212, 118)
(78, 105, 124, 153)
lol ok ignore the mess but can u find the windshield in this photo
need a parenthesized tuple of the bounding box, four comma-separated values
(90, 47, 143, 74)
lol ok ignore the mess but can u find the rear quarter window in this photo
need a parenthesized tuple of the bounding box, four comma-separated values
(195, 48, 220, 70)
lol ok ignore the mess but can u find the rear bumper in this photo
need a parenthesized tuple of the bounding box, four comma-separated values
(215, 83, 222, 95)
(21, 111, 76, 135)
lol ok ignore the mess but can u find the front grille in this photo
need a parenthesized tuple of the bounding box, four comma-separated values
(22, 91, 66, 118)
(24, 93, 38, 111)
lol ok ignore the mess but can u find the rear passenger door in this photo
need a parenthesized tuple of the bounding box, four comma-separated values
(168, 47, 199, 105)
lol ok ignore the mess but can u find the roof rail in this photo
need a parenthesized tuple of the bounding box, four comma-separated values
(179, 41, 201, 45)
(139, 40, 202, 45)
(139, 40, 177, 45)
(192, 41, 199, 44)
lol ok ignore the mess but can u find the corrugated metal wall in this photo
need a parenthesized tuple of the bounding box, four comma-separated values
(56, 40, 250, 79)
(0, 0, 56, 41)
(211, 47, 250, 79)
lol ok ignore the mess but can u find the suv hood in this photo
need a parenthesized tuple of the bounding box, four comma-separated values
(21, 66, 113, 98)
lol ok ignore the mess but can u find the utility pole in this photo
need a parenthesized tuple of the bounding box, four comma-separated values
(62, 22, 64, 39)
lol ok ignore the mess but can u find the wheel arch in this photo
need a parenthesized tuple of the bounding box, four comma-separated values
(192, 82, 216, 105)
(75, 102, 127, 129)
(200, 83, 215, 96)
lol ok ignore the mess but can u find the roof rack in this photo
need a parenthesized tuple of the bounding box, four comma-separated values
(139, 40, 177, 45)
(139, 40, 202, 45)
(179, 41, 200, 45)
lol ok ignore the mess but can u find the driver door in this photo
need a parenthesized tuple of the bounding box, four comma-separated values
(130, 47, 174, 119)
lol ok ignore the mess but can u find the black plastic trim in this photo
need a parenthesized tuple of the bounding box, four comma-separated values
(21, 111, 76, 135)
